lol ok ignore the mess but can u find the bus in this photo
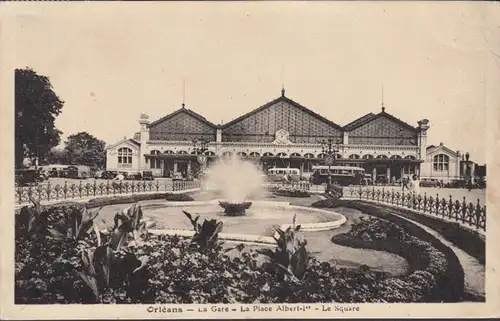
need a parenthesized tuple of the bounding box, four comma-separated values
(267, 167, 301, 182)
(310, 165, 365, 186)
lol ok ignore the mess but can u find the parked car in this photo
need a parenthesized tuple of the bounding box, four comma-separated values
(142, 171, 155, 181)
(126, 172, 142, 180)
(172, 172, 185, 181)
(101, 171, 118, 180)
(94, 170, 104, 179)
(420, 178, 440, 188)
(15, 169, 45, 186)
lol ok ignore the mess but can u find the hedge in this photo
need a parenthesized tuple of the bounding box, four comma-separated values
(313, 198, 467, 302)
(312, 197, 485, 264)
(85, 193, 194, 208)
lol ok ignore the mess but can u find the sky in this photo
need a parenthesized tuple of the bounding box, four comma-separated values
(4, 2, 500, 164)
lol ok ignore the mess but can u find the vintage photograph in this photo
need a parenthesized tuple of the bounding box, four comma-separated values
(3, 1, 498, 317)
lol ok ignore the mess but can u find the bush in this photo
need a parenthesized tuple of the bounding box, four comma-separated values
(165, 193, 194, 202)
(15, 198, 469, 304)
(314, 198, 466, 302)
(313, 197, 485, 265)
(272, 187, 310, 198)
(332, 217, 450, 302)
(84, 193, 194, 208)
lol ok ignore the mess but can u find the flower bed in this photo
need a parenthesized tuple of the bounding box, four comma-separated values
(312, 197, 485, 265)
(84, 193, 194, 208)
(313, 198, 466, 302)
(271, 186, 310, 198)
(332, 217, 452, 302)
(15, 198, 466, 304)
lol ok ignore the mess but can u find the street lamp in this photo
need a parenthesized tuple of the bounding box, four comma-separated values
(321, 138, 342, 191)
(192, 137, 210, 155)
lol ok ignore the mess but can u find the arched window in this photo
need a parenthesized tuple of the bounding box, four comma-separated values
(150, 150, 161, 169)
(404, 155, 416, 160)
(304, 153, 315, 159)
(263, 152, 274, 157)
(362, 154, 374, 160)
(290, 152, 302, 158)
(376, 155, 388, 159)
(276, 152, 287, 158)
(249, 152, 261, 157)
(237, 152, 247, 157)
(390, 155, 402, 159)
(433, 154, 449, 171)
(205, 151, 216, 156)
(118, 147, 133, 168)
(349, 154, 360, 159)
(317, 153, 326, 159)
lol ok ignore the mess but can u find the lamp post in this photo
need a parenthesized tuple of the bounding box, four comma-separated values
(192, 137, 210, 155)
(465, 152, 472, 189)
(192, 137, 210, 177)
(321, 138, 341, 192)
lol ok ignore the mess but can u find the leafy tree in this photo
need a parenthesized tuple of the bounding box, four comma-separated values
(15, 68, 64, 168)
(42, 148, 69, 165)
(64, 132, 106, 169)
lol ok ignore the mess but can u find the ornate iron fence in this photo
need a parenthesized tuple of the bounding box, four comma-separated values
(342, 186, 486, 232)
(15, 180, 201, 205)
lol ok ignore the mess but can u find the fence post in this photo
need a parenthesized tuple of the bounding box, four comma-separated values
(475, 199, 482, 230)
(63, 181, 68, 200)
(46, 180, 52, 202)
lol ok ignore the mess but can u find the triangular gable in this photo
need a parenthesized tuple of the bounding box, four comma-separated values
(149, 106, 217, 129)
(345, 109, 418, 132)
(221, 95, 343, 130)
(343, 113, 376, 131)
(426, 143, 458, 157)
(106, 138, 140, 151)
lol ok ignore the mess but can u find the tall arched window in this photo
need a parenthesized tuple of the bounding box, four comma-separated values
(150, 150, 161, 169)
(362, 154, 374, 160)
(433, 154, 449, 171)
(118, 147, 133, 168)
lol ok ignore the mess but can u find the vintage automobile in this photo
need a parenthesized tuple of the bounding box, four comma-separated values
(101, 171, 118, 180)
(15, 169, 45, 186)
(171, 172, 186, 181)
(126, 172, 143, 180)
(142, 171, 155, 181)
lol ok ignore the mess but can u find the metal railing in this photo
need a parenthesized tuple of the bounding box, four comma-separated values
(15, 180, 201, 205)
(342, 186, 486, 232)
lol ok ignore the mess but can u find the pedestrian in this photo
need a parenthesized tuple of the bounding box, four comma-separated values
(402, 176, 409, 192)
(410, 174, 420, 196)
(467, 179, 473, 191)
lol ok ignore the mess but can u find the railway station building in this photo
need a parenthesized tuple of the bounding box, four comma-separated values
(105, 89, 462, 183)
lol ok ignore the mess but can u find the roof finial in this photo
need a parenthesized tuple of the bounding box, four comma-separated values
(281, 63, 285, 97)
(381, 84, 385, 112)
(182, 79, 186, 108)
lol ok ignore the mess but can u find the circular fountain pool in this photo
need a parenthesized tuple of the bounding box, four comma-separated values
(139, 199, 346, 237)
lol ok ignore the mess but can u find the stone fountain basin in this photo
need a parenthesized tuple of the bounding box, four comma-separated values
(140, 200, 347, 238)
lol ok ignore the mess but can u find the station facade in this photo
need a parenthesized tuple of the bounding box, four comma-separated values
(105, 89, 461, 183)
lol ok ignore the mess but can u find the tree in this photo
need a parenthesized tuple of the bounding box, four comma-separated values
(15, 68, 64, 168)
(64, 132, 106, 169)
(43, 148, 69, 165)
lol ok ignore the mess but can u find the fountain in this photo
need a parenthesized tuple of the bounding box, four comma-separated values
(133, 153, 346, 236)
(203, 154, 265, 215)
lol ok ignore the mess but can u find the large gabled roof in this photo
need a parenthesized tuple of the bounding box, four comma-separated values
(221, 93, 344, 131)
(149, 104, 217, 129)
(343, 107, 418, 132)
